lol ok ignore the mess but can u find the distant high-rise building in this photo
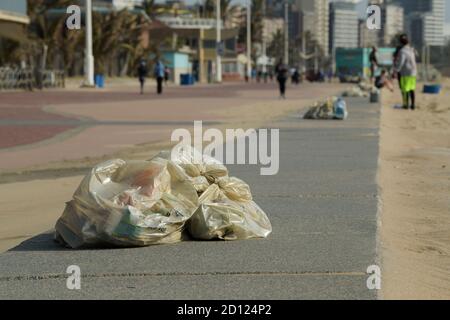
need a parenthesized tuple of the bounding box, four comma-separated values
(359, 18, 380, 48)
(359, 0, 383, 48)
(288, 4, 300, 41)
(262, 17, 285, 43)
(94, 0, 144, 10)
(296, 0, 329, 56)
(263, 1, 303, 43)
(329, 1, 358, 54)
(394, 0, 445, 47)
(382, 4, 404, 45)
(265, 0, 284, 18)
(394, 0, 431, 15)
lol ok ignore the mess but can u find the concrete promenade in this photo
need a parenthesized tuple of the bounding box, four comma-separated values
(0, 81, 380, 299)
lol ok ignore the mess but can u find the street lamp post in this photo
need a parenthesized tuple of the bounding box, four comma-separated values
(85, 0, 94, 86)
(216, 0, 222, 83)
(246, 0, 251, 79)
(284, 1, 289, 65)
(261, 0, 266, 74)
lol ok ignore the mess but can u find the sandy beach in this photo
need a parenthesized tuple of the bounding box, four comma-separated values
(379, 79, 450, 299)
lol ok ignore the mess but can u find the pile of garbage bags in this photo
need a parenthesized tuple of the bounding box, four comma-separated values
(303, 97, 348, 120)
(341, 86, 369, 98)
(341, 81, 372, 98)
(54, 147, 272, 248)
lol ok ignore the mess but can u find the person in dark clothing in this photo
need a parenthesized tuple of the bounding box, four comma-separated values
(392, 36, 406, 93)
(369, 47, 378, 83)
(393, 45, 402, 88)
(154, 60, 165, 94)
(291, 69, 300, 85)
(375, 69, 394, 92)
(275, 59, 288, 99)
(137, 60, 148, 94)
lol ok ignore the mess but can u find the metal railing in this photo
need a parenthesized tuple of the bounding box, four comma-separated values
(0, 67, 65, 90)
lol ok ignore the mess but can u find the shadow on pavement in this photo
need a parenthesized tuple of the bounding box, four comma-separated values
(8, 230, 200, 252)
(8, 231, 70, 252)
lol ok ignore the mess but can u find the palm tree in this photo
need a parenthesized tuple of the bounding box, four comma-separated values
(91, 9, 140, 75)
(143, 0, 157, 18)
(200, 0, 215, 18)
(238, 0, 263, 60)
(27, 0, 82, 72)
(199, 0, 240, 27)
(0, 39, 22, 66)
(250, 0, 264, 45)
(221, 0, 240, 27)
(267, 30, 284, 61)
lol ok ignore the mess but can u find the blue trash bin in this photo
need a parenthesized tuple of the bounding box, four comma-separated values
(180, 74, 187, 85)
(95, 74, 104, 88)
(423, 84, 441, 94)
(180, 74, 194, 85)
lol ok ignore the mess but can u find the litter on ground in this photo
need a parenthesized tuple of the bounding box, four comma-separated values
(303, 96, 348, 120)
(54, 146, 272, 248)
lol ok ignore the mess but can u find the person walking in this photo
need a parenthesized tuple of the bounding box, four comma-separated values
(291, 68, 300, 85)
(275, 59, 288, 99)
(394, 34, 417, 110)
(154, 59, 165, 94)
(137, 60, 148, 94)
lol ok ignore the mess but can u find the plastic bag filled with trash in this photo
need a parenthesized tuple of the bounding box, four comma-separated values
(55, 146, 272, 248)
(54, 157, 199, 248)
(157, 146, 272, 241)
(333, 98, 348, 120)
(341, 86, 368, 98)
(304, 97, 337, 120)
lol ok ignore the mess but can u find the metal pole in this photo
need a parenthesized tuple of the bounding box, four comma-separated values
(284, 1, 289, 65)
(216, 0, 222, 83)
(302, 32, 306, 73)
(262, 0, 266, 74)
(422, 44, 427, 82)
(427, 44, 431, 82)
(314, 45, 318, 73)
(85, 0, 94, 86)
(246, 0, 251, 78)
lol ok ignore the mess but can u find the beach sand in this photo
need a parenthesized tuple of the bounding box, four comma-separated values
(379, 79, 450, 299)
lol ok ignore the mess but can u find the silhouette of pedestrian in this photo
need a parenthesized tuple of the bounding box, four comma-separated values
(154, 59, 165, 94)
(275, 58, 288, 99)
(137, 60, 148, 94)
(369, 47, 378, 83)
(164, 66, 170, 86)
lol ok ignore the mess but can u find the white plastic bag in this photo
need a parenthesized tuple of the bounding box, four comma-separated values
(333, 98, 348, 120)
(164, 146, 272, 241)
(55, 158, 198, 248)
(55, 146, 272, 248)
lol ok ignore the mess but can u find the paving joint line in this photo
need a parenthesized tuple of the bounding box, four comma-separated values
(0, 271, 367, 282)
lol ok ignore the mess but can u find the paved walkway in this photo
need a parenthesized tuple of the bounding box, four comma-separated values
(0, 96, 380, 299)
(0, 82, 343, 171)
